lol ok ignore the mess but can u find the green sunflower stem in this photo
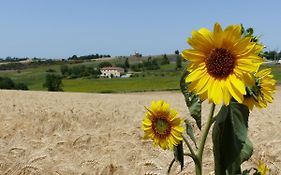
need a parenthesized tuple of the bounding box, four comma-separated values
(195, 103, 216, 175)
(183, 136, 196, 157)
(183, 136, 200, 175)
(167, 158, 175, 175)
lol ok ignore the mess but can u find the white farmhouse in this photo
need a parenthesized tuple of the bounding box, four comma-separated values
(100, 67, 125, 78)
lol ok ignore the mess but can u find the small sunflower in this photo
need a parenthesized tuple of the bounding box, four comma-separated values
(243, 68, 276, 110)
(142, 100, 184, 150)
(256, 162, 268, 175)
(181, 23, 263, 105)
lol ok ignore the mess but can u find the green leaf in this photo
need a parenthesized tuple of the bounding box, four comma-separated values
(180, 70, 202, 129)
(241, 170, 250, 175)
(184, 120, 197, 148)
(212, 102, 253, 175)
(173, 141, 184, 171)
(240, 138, 253, 163)
(253, 171, 262, 175)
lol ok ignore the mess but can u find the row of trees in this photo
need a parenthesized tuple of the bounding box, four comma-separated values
(126, 52, 183, 72)
(0, 53, 111, 62)
(131, 57, 160, 72)
(68, 54, 111, 60)
(0, 60, 64, 71)
(0, 57, 29, 62)
(0, 53, 111, 71)
(60, 65, 101, 79)
(263, 50, 281, 61)
(0, 52, 183, 71)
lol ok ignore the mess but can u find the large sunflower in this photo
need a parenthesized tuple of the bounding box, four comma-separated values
(142, 100, 184, 150)
(181, 23, 263, 105)
(243, 68, 276, 110)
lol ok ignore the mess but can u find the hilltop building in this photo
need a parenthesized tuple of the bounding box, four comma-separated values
(131, 51, 142, 58)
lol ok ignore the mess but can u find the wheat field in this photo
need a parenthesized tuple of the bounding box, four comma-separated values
(0, 89, 280, 175)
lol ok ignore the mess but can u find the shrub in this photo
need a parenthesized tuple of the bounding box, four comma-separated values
(43, 74, 63, 91)
(161, 54, 170, 65)
(15, 83, 29, 90)
(0, 77, 15, 89)
(97, 62, 112, 70)
(131, 64, 142, 72)
(60, 65, 69, 76)
(0, 77, 28, 90)
(46, 68, 56, 73)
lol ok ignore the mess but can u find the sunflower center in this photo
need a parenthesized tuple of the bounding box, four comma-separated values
(205, 48, 236, 79)
(152, 118, 171, 138)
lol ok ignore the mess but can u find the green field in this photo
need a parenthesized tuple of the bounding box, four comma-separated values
(0, 60, 280, 93)
(0, 61, 184, 92)
(63, 76, 180, 93)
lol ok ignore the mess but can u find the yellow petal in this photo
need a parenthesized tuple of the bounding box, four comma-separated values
(222, 81, 231, 105)
(181, 49, 205, 62)
(212, 22, 223, 47)
(236, 59, 260, 73)
(222, 24, 241, 49)
(230, 74, 246, 95)
(186, 68, 206, 83)
(196, 73, 210, 94)
(198, 27, 214, 44)
(223, 24, 241, 41)
(211, 79, 223, 104)
(207, 77, 215, 102)
(188, 30, 214, 53)
(226, 78, 244, 103)
(231, 37, 252, 55)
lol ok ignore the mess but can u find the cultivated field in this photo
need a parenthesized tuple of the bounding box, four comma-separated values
(0, 88, 280, 174)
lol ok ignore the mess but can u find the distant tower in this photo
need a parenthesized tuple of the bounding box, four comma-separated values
(132, 51, 142, 58)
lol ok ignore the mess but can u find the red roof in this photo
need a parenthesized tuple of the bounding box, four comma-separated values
(100, 67, 124, 71)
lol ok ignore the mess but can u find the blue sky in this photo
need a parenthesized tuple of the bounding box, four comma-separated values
(0, 0, 280, 58)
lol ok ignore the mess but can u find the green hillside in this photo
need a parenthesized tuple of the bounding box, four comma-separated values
(0, 56, 280, 93)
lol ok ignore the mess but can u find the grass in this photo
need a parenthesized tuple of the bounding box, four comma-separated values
(63, 75, 181, 93)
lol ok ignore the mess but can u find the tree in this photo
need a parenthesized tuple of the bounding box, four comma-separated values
(0, 77, 15, 89)
(125, 57, 130, 68)
(15, 83, 29, 90)
(263, 50, 278, 60)
(71, 65, 86, 77)
(60, 65, 69, 76)
(70, 55, 78, 60)
(142, 58, 159, 70)
(97, 62, 112, 70)
(161, 54, 170, 65)
(0, 77, 28, 90)
(86, 67, 100, 78)
(176, 55, 182, 69)
(268, 51, 277, 60)
(43, 74, 63, 91)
